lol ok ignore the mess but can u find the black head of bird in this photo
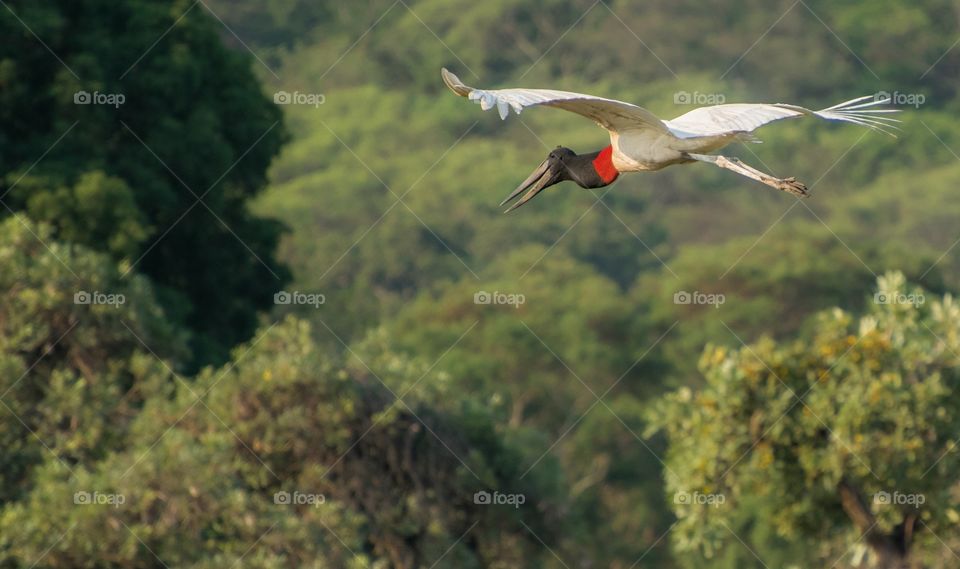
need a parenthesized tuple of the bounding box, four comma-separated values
(500, 146, 620, 212)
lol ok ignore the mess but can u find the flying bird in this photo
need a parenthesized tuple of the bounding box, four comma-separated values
(441, 68, 899, 212)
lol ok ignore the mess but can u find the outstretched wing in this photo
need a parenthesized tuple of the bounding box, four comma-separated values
(664, 96, 901, 139)
(441, 68, 668, 134)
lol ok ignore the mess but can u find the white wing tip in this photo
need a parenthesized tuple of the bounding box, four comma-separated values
(815, 94, 904, 137)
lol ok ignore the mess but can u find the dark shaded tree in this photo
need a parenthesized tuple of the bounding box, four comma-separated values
(0, 0, 289, 368)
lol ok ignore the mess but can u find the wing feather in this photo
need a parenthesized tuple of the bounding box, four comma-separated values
(441, 68, 668, 134)
(665, 96, 902, 139)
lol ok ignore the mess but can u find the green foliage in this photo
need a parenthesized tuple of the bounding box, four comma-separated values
(650, 273, 960, 567)
(5, 0, 960, 567)
(13, 170, 149, 257)
(1, 317, 562, 568)
(0, 0, 289, 368)
(0, 216, 184, 503)
(638, 220, 943, 383)
(365, 247, 676, 566)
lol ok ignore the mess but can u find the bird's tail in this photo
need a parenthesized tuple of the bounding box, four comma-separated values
(811, 95, 902, 137)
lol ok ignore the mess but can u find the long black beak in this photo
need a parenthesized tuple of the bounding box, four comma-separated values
(500, 158, 561, 213)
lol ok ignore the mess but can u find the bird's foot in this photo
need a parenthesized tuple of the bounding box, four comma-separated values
(774, 176, 809, 198)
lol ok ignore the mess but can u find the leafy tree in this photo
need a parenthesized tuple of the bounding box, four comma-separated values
(2, 318, 567, 568)
(0, 216, 184, 504)
(650, 273, 960, 568)
(0, 0, 289, 367)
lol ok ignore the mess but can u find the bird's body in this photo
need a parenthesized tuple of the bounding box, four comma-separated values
(609, 130, 702, 171)
(441, 68, 900, 211)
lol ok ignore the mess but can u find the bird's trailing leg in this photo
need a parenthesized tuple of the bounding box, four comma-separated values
(686, 153, 809, 197)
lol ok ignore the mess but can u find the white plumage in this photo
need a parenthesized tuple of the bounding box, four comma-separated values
(443, 69, 899, 138)
(665, 97, 900, 138)
(465, 84, 669, 133)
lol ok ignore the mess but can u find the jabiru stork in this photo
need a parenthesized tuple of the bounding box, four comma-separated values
(441, 68, 899, 212)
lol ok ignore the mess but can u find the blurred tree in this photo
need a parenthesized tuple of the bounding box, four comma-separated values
(0, 216, 185, 504)
(0, 0, 289, 368)
(372, 247, 675, 567)
(1, 317, 565, 568)
(637, 220, 944, 383)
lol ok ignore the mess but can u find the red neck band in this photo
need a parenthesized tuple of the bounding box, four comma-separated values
(592, 146, 619, 184)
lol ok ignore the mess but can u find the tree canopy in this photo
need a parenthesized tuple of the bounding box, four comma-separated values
(0, 0, 289, 368)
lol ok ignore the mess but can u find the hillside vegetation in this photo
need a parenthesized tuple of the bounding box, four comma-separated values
(2, 0, 960, 567)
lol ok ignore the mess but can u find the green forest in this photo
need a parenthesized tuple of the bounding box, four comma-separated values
(1, 0, 959, 567)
